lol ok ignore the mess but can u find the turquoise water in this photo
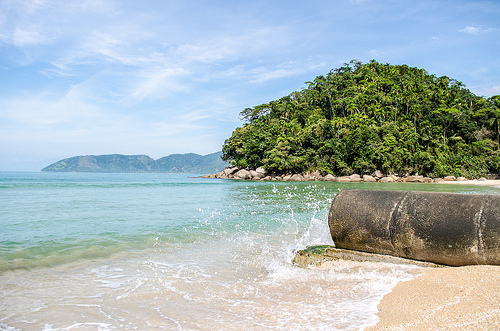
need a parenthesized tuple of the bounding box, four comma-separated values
(1, 172, 498, 330)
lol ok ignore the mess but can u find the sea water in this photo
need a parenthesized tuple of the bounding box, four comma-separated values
(1, 172, 499, 330)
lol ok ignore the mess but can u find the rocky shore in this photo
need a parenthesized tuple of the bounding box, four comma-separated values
(203, 166, 497, 183)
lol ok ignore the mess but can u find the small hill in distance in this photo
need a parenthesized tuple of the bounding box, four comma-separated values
(41, 152, 229, 174)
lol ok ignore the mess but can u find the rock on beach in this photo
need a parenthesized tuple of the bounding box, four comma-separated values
(205, 166, 499, 184)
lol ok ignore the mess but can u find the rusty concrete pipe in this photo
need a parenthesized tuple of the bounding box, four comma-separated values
(328, 189, 500, 266)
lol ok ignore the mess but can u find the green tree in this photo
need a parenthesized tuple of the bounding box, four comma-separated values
(222, 61, 499, 178)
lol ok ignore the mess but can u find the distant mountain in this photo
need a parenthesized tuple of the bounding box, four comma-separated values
(41, 152, 229, 174)
(155, 152, 228, 174)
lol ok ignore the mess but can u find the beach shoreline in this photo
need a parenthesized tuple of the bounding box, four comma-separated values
(436, 179, 500, 186)
(366, 265, 500, 330)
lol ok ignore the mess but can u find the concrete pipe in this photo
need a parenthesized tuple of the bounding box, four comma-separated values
(328, 189, 500, 266)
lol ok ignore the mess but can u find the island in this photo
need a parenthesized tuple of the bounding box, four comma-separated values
(222, 60, 500, 180)
(42, 151, 229, 174)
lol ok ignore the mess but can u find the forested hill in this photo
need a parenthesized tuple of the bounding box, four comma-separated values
(41, 152, 229, 173)
(222, 60, 500, 178)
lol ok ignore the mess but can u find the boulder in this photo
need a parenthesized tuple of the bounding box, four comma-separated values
(328, 189, 500, 266)
(234, 169, 251, 179)
(256, 167, 268, 176)
(223, 167, 239, 176)
(379, 177, 394, 183)
(337, 176, 352, 183)
(404, 175, 424, 183)
(389, 175, 401, 182)
(290, 174, 304, 181)
(479, 177, 487, 181)
(444, 176, 457, 181)
(282, 175, 292, 181)
(457, 177, 467, 181)
(302, 173, 314, 181)
(250, 170, 264, 179)
(293, 246, 438, 268)
(349, 174, 362, 182)
(373, 170, 385, 178)
(363, 175, 377, 182)
(422, 177, 433, 183)
(311, 170, 322, 179)
(434, 178, 445, 183)
(323, 174, 337, 181)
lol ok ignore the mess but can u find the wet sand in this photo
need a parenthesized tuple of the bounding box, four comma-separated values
(367, 265, 500, 330)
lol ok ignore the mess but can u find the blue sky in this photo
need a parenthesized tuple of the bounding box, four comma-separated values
(1, 0, 499, 171)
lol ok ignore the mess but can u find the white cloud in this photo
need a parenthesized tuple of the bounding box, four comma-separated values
(127, 67, 191, 102)
(250, 61, 327, 83)
(489, 85, 500, 95)
(251, 67, 304, 83)
(176, 27, 287, 65)
(12, 26, 49, 46)
(151, 122, 208, 138)
(474, 85, 500, 97)
(0, 91, 103, 128)
(177, 42, 239, 64)
(0, 0, 118, 48)
(62, 0, 118, 14)
(460, 26, 496, 34)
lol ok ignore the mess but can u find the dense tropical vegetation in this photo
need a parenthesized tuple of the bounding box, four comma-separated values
(222, 60, 500, 178)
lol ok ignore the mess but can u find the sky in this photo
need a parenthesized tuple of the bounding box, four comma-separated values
(1, 0, 499, 171)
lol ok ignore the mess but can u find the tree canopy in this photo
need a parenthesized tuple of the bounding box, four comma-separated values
(222, 60, 500, 178)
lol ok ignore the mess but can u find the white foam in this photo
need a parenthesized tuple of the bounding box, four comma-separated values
(0, 180, 425, 330)
(0, 323, 20, 331)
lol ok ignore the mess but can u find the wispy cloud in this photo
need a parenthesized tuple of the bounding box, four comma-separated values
(1, 0, 500, 170)
(251, 62, 308, 83)
(12, 26, 49, 46)
(460, 26, 496, 34)
(475, 85, 500, 97)
(0, 90, 106, 129)
(151, 122, 209, 138)
(127, 67, 192, 102)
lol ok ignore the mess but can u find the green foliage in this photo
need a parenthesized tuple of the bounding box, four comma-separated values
(222, 60, 500, 177)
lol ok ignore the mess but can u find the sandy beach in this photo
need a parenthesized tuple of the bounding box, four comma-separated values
(438, 179, 500, 186)
(367, 265, 500, 330)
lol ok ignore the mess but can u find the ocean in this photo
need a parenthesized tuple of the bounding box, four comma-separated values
(1, 172, 499, 330)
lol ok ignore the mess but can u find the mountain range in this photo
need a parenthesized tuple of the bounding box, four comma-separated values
(41, 152, 229, 174)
